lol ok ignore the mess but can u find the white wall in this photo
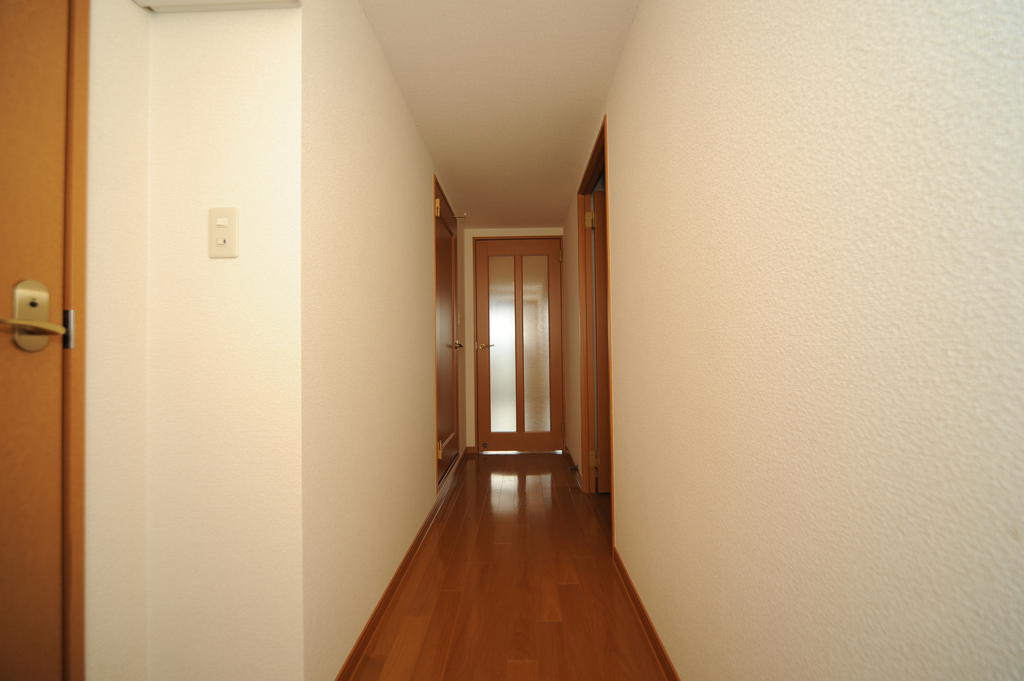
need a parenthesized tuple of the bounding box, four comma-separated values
(301, 1, 437, 678)
(145, 10, 304, 680)
(458, 226, 563, 447)
(88, 4, 304, 679)
(86, 2, 151, 678)
(89, 2, 440, 678)
(596, 0, 1024, 679)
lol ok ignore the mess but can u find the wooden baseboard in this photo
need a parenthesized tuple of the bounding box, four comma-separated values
(437, 444, 467, 489)
(334, 453, 466, 681)
(612, 547, 681, 681)
(563, 447, 584, 491)
(462, 445, 479, 456)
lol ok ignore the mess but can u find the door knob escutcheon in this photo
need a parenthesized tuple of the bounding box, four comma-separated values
(1, 280, 65, 352)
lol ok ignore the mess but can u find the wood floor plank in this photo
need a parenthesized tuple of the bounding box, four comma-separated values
(538, 578, 562, 622)
(506, 659, 538, 681)
(343, 453, 671, 681)
(535, 621, 579, 681)
(376, 616, 430, 681)
(407, 589, 463, 681)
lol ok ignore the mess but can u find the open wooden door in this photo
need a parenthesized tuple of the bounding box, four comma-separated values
(586, 188, 611, 493)
(577, 119, 613, 495)
(0, 1, 87, 679)
(434, 178, 460, 482)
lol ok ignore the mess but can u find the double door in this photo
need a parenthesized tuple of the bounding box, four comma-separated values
(475, 238, 563, 451)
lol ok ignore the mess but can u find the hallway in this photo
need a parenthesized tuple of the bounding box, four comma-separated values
(64, 1, 1024, 679)
(347, 454, 668, 681)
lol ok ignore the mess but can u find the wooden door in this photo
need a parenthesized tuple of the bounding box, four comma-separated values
(434, 178, 460, 481)
(0, 1, 80, 678)
(474, 238, 563, 452)
(588, 190, 612, 493)
(577, 119, 613, 497)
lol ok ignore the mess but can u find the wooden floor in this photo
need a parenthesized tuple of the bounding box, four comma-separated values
(347, 452, 670, 681)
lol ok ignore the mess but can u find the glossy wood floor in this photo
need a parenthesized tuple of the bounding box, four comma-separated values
(348, 452, 670, 681)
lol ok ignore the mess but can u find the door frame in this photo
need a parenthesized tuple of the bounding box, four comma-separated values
(64, 1, 89, 679)
(459, 228, 563, 452)
(472, 236, 564, 452)
(575, 118, 614, 506)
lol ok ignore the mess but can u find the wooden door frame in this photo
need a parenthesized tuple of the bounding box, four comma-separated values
(64, 2, 89, 679)
(433, 176, 460, 486)
(575, 118, 614, 510)
(472, 236, 564, 452)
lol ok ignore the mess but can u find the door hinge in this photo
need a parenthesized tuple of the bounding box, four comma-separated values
(434, 198, 441, 217)
(63, 309, 76, 350)
(585, 211, 594, 228)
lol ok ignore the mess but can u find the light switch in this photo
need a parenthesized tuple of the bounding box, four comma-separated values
(208, 207, 239, 258)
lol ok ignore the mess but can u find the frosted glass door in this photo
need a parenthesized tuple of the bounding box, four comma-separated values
(475, 239, 563, 452)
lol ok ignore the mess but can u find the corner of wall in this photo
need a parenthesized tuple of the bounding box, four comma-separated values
(560, 198, 583, 472)
(86, 1, 153, 679)
(300, 1, 438, 678)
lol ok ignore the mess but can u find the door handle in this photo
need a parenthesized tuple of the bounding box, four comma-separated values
(3, 280, 64, 352)
(0, 318, 66, 335)
(452, 340, 464, 350)
(476, 342, 495, 350)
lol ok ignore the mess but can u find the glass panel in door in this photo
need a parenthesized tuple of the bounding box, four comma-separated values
(522, 255, 550, 432)
(488, 255, 516, 432)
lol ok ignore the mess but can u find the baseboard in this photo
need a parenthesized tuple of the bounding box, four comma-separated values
(611, 548, 682, 681)
(334, 453, 466, 681)
(564, 447, 584, 491)
(437, 444, 468, 489)
(463, 445, 479, 456)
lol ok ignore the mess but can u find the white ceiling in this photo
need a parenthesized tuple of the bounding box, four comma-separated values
(359, 0, 638, 227)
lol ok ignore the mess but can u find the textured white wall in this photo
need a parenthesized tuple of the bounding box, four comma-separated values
(458, 226, 563, 447)
(301, 1, 437, 678)
(601, 1, 1024, 679)
(85, 1, 151, 678)
(146, 10, 304, 680)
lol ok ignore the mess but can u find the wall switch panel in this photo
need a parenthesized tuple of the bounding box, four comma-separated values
(208, 207, 239, 258)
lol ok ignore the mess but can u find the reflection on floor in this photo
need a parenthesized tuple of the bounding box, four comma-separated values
(348, 452, 669, 681)
(478, 450, 565, 455)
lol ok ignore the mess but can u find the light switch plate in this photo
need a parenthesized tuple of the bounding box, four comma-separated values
(208, 207, 239, 258)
